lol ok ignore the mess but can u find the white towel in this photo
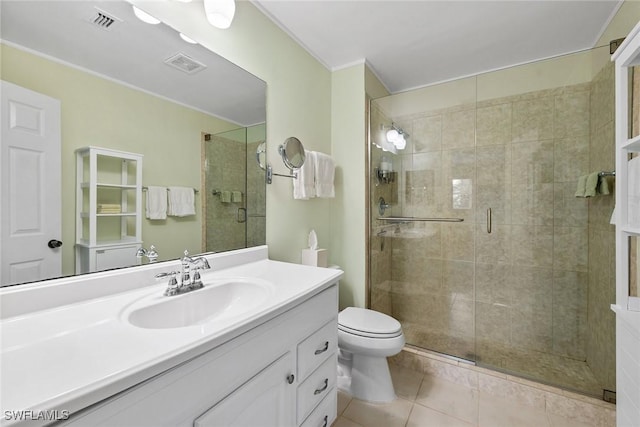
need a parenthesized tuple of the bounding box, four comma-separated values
(313, 151, 335, 198)
(168, 186, 195, 217)
(293, 151, 316, 200)
(145, 186, 167, 220)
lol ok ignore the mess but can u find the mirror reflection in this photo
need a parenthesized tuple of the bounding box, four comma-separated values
(0, 0, 266, 287)
(280, 137, 306, 170)
(631, 236, 639, 298)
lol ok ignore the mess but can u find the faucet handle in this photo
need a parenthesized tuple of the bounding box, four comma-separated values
(191, 269, 204, 290)
(155, 271, 179, 279)
(156, 271, 179, 296)
(147, 245, 158, 263)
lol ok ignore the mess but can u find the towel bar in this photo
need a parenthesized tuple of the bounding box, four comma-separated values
(377, 217, 464, 222)
(598, 171, 616, 177)
(143, 186, 199, 193)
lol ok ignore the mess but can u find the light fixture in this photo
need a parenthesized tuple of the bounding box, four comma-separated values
(179, 33, 197, 44)
(385, 123, 409, 150)
(386, 129, 399, 143)
(203, 0, 236, 29)
(132, 5, 161, 25)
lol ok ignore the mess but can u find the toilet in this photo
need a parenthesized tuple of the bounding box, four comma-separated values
(337, 306, 405, 403)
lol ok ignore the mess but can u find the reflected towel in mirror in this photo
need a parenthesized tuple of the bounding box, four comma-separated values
(168, 187, 195, 217)
(146, 186, 167, 220)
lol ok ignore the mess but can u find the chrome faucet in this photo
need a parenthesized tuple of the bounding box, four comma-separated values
(136, 245, 158, 263)
(156, 250, 211, 296)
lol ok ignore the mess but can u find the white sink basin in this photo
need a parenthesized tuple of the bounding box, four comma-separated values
(127, 278, 273, 329)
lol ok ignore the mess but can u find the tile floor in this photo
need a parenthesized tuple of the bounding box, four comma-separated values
(332, 364, 614, 427)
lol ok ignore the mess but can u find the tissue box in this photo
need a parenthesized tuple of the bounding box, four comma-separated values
(301, 249, 328, 268)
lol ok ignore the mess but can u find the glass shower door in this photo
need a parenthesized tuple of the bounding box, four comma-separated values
(369, 77, 478, 362)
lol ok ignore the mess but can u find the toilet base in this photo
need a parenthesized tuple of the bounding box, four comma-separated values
(337, 352, 396, 403)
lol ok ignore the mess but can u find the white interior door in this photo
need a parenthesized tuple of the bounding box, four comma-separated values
(1, 80, 61, 286)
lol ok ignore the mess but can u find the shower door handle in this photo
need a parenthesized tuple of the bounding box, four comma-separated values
(487, 208, 492, 234)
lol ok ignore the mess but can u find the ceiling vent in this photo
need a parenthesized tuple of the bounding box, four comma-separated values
(88, 8, 122, 31)
(164, 53, 207, 75)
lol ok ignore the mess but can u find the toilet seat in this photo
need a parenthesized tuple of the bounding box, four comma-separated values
(338, 307, 402, 338)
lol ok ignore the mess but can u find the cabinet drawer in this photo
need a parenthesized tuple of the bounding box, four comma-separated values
(298, 319, 337, 379)
(297, 354, 336, 424)
(299, 388, 336, 427)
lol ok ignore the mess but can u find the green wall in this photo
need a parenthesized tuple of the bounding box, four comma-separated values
(131, 1, 334, 267)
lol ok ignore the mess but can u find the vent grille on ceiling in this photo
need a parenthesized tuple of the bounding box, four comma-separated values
(164, 53, 207, 75)
(89, 8, 122, 31)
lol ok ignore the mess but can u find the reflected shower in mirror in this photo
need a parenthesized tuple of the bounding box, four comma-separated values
(0, 0, 266, 287)
(203, 126, 266, 253)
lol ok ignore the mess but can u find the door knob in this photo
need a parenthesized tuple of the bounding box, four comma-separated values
(48, 239, 63, 248)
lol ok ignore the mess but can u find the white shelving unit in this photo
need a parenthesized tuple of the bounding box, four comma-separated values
(75, 146, 143, 274)
(612, 20, 640, 427)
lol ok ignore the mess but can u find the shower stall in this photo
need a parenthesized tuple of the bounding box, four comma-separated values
(203, 124, 266, 253)
(368, 45, 616, 398)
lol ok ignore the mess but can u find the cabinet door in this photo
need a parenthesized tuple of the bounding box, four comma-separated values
(95, 244, 139, 271)
(194, 352, 294, 427)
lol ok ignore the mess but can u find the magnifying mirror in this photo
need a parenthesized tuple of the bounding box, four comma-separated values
(279, 137, 305, 170)
(256, 141, 267, 170)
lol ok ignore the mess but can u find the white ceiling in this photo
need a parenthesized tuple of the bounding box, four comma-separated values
(254, 0, 623, 93)
(1, 1, 266, 127)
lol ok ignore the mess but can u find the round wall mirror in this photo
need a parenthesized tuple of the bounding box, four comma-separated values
(279, 137, 305, 170)
(256, 141, 267, 170)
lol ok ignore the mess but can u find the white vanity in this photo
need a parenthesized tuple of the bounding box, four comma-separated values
(0, 246, 341, 427)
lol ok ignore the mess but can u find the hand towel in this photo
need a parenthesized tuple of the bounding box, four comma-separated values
(598, 176, 610, 195)
(232, 191, 243, 203)
(145, 186, 167, 220)
(167, 187, 195, 217)
(313, 151, 335, 198)
(293, 151, 316, 200)
(584, 172, 599, 197)
(575, 175, 587, 197)
(221, 190, 231, 203)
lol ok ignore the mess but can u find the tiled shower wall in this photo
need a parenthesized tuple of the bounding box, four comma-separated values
(204, 134, 248, 252)
(586, 62, 616, 393)
(203, 125, 266, 253)
(370, 63, 616, 395)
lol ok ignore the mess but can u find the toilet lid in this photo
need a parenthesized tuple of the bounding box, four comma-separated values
(338, 307, 402, 338)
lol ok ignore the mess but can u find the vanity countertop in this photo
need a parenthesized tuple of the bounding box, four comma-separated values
(0, 247, 342, 425)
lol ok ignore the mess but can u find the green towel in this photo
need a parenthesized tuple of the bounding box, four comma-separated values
(584, 172, 599, 197)
(575, 175, 587, 197)
(599, 176, 610, 195)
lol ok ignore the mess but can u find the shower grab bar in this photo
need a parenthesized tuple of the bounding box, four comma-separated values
(377, 217, 463, 222)
(487, 208, 492, 234)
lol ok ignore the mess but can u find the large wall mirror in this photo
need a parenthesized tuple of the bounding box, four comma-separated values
(0, 0, 267, 287)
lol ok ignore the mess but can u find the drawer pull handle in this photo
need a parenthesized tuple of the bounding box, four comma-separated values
(314, 341, 329, 355)
(286, 374, 295, 384)
(322, 415, 328, 427)
(314, 378, 329, 395)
